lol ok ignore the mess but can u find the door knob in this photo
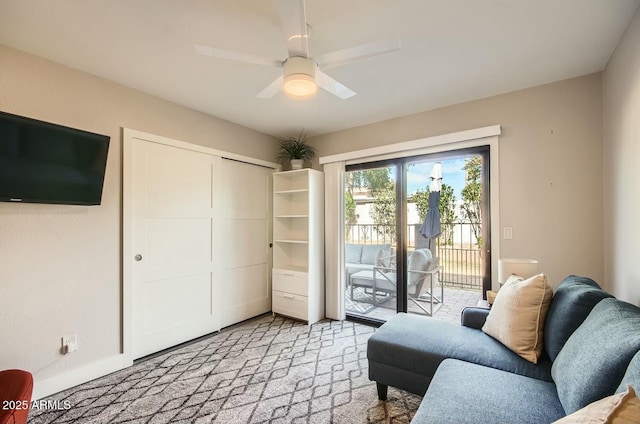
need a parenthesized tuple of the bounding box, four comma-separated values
(134, 254, 143, 262)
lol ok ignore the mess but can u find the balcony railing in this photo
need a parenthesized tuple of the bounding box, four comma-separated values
(345, 222, 483, 289)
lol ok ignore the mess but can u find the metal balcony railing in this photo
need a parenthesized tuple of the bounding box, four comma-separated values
(345, 222, 483, 289)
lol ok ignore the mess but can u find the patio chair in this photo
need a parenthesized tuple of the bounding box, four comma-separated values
(404, 249, 443, 316)
(350, 249, 443, 316)
(347, 246, 396, 305)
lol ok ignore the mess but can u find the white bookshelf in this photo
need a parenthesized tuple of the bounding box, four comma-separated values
(272, 169, 324, 324)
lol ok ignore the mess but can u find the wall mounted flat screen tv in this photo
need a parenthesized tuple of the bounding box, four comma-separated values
(0, 111, 110, 205)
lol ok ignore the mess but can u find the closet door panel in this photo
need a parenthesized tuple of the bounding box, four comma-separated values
(130, 140, 218, 359)
(219, 159, 272, 327)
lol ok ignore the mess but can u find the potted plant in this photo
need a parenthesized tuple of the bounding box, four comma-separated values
(276, 130, 315, 170)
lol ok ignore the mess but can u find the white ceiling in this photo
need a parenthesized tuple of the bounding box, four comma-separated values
(0, 0, 638, 138)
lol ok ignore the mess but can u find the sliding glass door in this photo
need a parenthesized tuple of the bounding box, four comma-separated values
(344, 163, 399, 320)
(344, 148, 491, 323)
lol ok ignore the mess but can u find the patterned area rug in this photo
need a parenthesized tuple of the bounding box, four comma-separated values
(30, 316, 421, 424)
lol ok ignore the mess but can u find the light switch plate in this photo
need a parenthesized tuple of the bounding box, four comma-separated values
(62, 334, 78, 354)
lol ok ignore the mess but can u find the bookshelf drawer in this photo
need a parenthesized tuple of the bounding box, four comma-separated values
(273, 269, 308, 296)
(273, 290, 308, 321)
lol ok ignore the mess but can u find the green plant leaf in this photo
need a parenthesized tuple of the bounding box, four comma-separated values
(275, 129, 316, 164)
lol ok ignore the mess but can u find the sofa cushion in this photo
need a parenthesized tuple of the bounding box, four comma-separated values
(345, 243, 363, 264)
(617, 350, 640, 394)
(552, 298, 640, 415)
(367, 313, 552, 395)
(461, 306, 491, 329)
(412, 359, 565, 424)
(552, 385, 640, 424)
(544, 275, 613, 361)
(361, 244, 389, 265)
(482, 273, 553, 364)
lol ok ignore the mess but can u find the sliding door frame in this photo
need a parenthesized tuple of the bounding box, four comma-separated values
(345, 145, 492, 321)
(320, 125, 501, 322)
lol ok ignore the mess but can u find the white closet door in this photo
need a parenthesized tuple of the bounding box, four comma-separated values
(130, 140, 220, 359)
(219, 159, 272, 327)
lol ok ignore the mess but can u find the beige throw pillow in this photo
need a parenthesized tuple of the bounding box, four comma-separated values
(552, 385, 640, 424)
(482, 273, 552, 363)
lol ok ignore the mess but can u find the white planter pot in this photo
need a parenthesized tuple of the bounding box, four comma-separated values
(290, 159, 304, 170)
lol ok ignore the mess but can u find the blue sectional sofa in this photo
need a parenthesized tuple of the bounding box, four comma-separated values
(367, 275, 640, 423)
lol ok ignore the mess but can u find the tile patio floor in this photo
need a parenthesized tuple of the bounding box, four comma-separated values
(347, 286, 485, 323)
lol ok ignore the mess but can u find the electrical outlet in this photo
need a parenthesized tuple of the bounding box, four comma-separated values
(62, 334, 78, 354)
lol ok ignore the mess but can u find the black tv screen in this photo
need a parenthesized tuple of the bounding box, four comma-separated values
(0, 111, 110, 205)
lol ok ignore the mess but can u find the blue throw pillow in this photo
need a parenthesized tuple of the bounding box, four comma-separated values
(544, 275, 612, 361)
(552, 298, 640, 414)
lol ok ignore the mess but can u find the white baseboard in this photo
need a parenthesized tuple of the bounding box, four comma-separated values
(33, 354, 133, 400)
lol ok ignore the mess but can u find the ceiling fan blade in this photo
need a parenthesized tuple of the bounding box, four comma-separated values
(315, 38, 401, 69)
(256, 75, 284, 99)
(194, 44, 281, 68)
(278, 0, 309, 58)
(315, 69, 356, 99)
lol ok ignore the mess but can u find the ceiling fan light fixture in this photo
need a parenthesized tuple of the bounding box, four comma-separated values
(284, 73, 317, 97)
(283, 57, 317, 97)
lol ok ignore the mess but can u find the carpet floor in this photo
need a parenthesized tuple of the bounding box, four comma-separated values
(29, 315, 421, 424)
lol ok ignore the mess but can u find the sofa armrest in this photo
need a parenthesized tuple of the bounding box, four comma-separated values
(461, 307, 491, 329)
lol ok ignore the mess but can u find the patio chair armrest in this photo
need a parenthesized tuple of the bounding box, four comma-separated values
(407, 265, 442, 275)
(461, 307, 490, 329)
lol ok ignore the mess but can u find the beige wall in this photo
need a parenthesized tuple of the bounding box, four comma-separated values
(603, 8, 640, 305)
(311, 74, 604, 289)
(0, 45, 277, 387)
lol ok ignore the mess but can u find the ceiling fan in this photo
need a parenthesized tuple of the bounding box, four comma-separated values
(194, 0, 401, 99)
